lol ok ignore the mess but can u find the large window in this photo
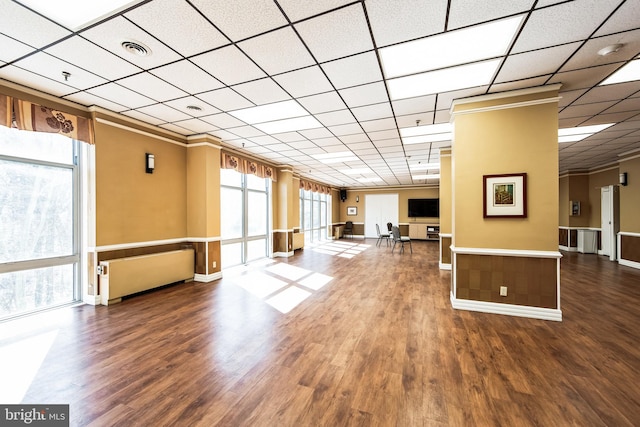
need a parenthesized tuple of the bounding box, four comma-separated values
(0, 126, 80, 320)
(220, 169, 270, 268)
(300, 190, 329, 243)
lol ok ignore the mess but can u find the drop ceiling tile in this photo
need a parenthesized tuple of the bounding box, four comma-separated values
(210, 129, 243, 141)
(11, 51, 108, 90)
(190, 0, 287, 42)
(547, 63, 621, 91)
(489, 75, 551, 93)
(273, 132, 306, 142)
(118, 72, 187, 102)
(287, 140, 318, 149)
(277, 0, 354, 22)
(561, 30, 640, 73)
(299, 127, 333, 139)
(88, 82, 155, 109)
(164, 96, 220, 117)
(350, 102, 393, 122)
(227, 125, 265, 138)
(366, 0, 447, 47)
(374, 139, 402, 148)
(558, 89, 589, 108)
(395, 113, 435, 129)
(435, 86, 489, 110)
(248, 135, 282, 146)
(391, 96, 436, 116)
(272, 66, 334, 98)
(64, 91, 128, 112)
(121, 109, 165, 125)
(339, 133, 370, 143)
(125, 0, 229, 56)
(315, 110, 357, 127)
(159, 122, 192, 135)
(434, 109, 452, 123)
(196, 88, 254, 111)
(261, 143, 289, 151)
(360, 118, 397, 133)
(172, 118, 218, 134)
(0, 65, 76, 97)
(191, 45, 266, 86)
(312, 137, 344, 147)
(594, 0, 640, 37)
(150, 61, 224, 96)
(367, 129, 400, 141)
(45, 36, 141, 81)
(245, 145, 275, 155)
(136, 103, 192, 122)
(0, 34, 36, 63)
(81, 17, 181, 68)
(496, 43, 580, 83)
(560, 101, 617, 118)
(238, 27, 315, 75)
(339, 82, 389, 108)
(329, 123, 364, 136)
(574, 82, 640, 105)
(233, 78, 291, 105)
(321, 52, 383, 89)
(294, 4, 373, 63)
(447, 0, 531, 29)
(511, 0, 620, 54)
(0, 0, 70, 48)
(297, 92, 347, 114)
(200, 112, 246, 128)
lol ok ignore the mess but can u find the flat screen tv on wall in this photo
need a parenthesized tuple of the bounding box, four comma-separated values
(408, 198, 439, 218)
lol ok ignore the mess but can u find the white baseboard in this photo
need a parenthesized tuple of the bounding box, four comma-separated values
(559, 245, 578, 252)
(83, 294, 101, 305)
(273, 251, 294, 258)
(194, 272, 222, 283)
(619, 258, 640, 270)
(450, 294, 562, 322)
(439, 262, 452, 270)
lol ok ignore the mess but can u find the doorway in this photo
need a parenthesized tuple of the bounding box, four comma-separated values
(600, 185, 620, 261)
(364, 194, 398, 238)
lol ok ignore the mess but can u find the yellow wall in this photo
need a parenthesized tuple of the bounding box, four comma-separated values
(619, 155, 640, 232)
(95, 121, 187, 246)
(588, 167, 619, 228)
(453, 90, 559, 251)
(186, 144, 220, 237)
(559, 175, 569, 227)
(568, 174, 590, 227)
(440, 151, 452, 234)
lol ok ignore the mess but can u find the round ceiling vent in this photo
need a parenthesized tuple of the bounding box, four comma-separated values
(121, 40, 151, 57)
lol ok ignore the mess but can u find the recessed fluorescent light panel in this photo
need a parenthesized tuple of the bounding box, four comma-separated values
(558, 123, 615, 142)
(387, 59, 500, 100)
(380, 15, 523, 79)
(229, 100, 307, 124)
(254, 116, 321, 134)
(357, 177, 383, 183)
(410, 163, 440, 171)
(314, 151, 358, 164)
(401, 123, 452, 145)
(341, 168, 373, 175)
(412, 174, 440, 180)
(599, 59, 640, 85)
(20, 0, 143, 30)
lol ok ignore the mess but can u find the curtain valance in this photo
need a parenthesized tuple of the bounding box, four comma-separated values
(299, 178, 331, 195)
(0, 93, 94, 144)
(221, 151, 277, 182)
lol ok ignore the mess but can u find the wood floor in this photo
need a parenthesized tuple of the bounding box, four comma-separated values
(3, 239, 640, 426)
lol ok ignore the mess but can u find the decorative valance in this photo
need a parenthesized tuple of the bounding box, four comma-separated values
(12, 98, 94, 144)
(0, 94, 10, 128)
(299, 178, 331, 195)
(221, 151, 277, 182)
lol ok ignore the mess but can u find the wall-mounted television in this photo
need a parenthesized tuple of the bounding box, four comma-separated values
(408, 198, 439, 218)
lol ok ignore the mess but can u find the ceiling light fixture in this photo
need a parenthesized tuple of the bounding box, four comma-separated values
(597, 44, 624, 56)
(558, 123, 615, 142)
(410, 163, 440, 171)
(229, 100, 307, 124)
(412, 174, 440, 180)
(599, 59, 640, 85)
(19, 0, 142, 30)
(340, 168, 373, 175)
(314, 151, 358, 164)
(186, 105, 202, 111)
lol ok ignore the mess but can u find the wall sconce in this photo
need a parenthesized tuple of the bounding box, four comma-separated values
(356, 196, 359, 202)
(619, 172, 627, 186)
(146, 153, 154, 174)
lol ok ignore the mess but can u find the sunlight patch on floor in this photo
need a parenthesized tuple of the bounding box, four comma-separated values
(266, 286, 312, 314)
(299, 272, 332, 290)
(265, 263, 312, 281)
(229, 271, 288, 298)
(0, 330, 58, 403)
(310, 240, 370, 258)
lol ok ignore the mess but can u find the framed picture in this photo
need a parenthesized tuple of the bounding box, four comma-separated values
(347, 206, 357, 216)
(570, 200, 581, 216)
(483, 173, 527, 218)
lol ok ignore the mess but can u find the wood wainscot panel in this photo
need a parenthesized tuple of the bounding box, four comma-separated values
(559, 228, 568, 246)
(352, 223, 365, 236)
(456, 254, 557, 309)
(192, 242, 206, 275)
(621, 234, 640, 264)
(441, 237, 452, 264)
(209, 241, 221, 273)
(569, 229, 578, 249)
(272, 231, 288, 253)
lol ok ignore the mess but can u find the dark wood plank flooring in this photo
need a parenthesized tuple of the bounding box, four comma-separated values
(3, 239, 640, 426)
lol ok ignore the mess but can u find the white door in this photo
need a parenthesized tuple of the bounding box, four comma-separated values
(364, 194, 398, 238)
(601, 186, 613, 258)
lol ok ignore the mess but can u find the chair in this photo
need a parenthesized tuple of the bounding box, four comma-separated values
(376, 224, 390, 247)
(387, 222, 393, 234)
(343, 221, 353, 239)
(391, 226, 412, 254)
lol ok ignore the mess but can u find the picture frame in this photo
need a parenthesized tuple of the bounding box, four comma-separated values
(347, 206, 357, 216)
(570, 200, 581, 216)
(483, 173, 527, 218)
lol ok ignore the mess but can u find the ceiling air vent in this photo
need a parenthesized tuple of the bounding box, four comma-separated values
(121, 40, 151, 57)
